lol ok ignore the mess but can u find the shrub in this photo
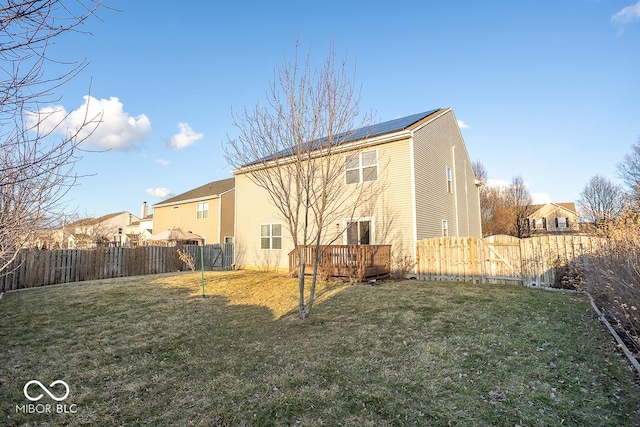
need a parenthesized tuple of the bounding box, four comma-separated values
(177, 247, 196, 273)
(583, 205, 640, 356)
(390, 253, 416, 280)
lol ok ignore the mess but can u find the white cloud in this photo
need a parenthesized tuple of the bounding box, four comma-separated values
(27, 96, 151, 150)
(531, 192, 552, 204)
(167, 122, 203, 149)
(484, 178, 552, 204)
(612, 1, 640, 25)
(486, 178, 510, 188)
(155, 158, 170, 166)
(457, 120, 469, 129)
(146, 187, 174, 198)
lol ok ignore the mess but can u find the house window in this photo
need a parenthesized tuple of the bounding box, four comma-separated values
(224, 236, 234, 244)
(345, 219, 372, 245)
(260, 224, 282, 249)
(446, 167, 453, 193)
(534, 218, 546, 230)
(442, 220, 449, 237)
(196, 202, 209, 219)
(556, 217, 568, 229)
(345, 150, 378, 184)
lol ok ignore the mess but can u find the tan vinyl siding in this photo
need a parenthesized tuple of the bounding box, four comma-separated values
(234, 138, 416, 270)
(219, 189, 235, 241)
(458, 155, 482, 237)
(369, 138, 415, 261)
(413, 110, 481, 239)
(234, 174, 291, 270)
(413, 112, 457, 239)
(153, 198, 221, 244)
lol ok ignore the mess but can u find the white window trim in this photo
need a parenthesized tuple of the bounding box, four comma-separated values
(345, 149, 378, 184)
(196, 202, 209, 219)
(442, 219, 449, 237)
(260, 223, 282, 250)
(446, 167, 453, 194)
(342, 217, 375, 245)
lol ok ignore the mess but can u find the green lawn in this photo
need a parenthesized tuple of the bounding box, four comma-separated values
(1, 271, 638, 426)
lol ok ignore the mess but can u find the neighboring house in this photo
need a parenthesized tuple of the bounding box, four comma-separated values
(33, 211, 141, 249)
(233, 107, 482, 272)
(125, 202, 154, 247)
(527, 202, 580, 234)
(152, 178, 235, 245)
(69, 212, 139, 248)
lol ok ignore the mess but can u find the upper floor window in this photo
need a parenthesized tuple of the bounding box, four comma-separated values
(442, 219, 449, 237)
(556, 217, 568, 229)
(196, 202, 209, 219)
(346, 150, 378, 184)
(446, 167, 453, 193)
(261, 223, 282, 249)
(534, 218, 547, 230)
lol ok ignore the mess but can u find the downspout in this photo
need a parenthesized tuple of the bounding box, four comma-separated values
(218, 195, 223, 243)
(452, 146, 460, 237)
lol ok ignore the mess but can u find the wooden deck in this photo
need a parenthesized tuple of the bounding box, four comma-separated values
(289, 245, 391, 282)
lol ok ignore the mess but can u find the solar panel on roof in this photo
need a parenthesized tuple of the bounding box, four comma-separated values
(344, 109, 440, 142)
(241, 109, 441, 166)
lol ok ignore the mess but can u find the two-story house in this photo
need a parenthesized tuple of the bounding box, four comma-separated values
(232, 107, 482, 272)
(152, 178, 235, 245)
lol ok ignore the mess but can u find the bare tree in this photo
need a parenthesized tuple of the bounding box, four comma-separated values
(472, 161, 495, 236)
(477, 174, 534, 238)
(505, 175, 534, 238)
(471, 165, 534, 238)
(617, 139, 640, 199)
(578, 174, 626, 227)
(225, 42, 377, 320)
(1, 1, 104, 274)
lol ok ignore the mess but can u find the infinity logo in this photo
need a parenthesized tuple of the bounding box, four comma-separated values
(23, 380, 70, 402)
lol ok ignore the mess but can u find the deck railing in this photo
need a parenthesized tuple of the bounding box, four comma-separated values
(289, 244, 391, 281)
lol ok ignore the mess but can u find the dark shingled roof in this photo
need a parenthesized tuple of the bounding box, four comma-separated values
(153, 177, 234, 207)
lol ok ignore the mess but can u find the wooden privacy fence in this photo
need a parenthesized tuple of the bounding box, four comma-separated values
(0, 243, 234, 292)
(416, 234, 602, 287)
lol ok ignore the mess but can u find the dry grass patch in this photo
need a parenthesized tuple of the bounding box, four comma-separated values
(156, 270, 348, 319)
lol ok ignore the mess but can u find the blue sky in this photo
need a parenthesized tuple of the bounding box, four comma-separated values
(36, 0, 640, 218)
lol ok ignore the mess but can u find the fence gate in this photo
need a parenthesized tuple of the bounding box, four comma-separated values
(482, 235, 523, 285)
(185, 244, 234, 271)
